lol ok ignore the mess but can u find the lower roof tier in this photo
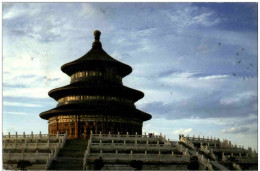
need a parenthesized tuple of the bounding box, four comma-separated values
(39, 103, 152, 121)
(48, 81, 144, 102)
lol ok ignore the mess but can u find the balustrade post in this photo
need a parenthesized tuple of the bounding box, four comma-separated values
(36, 139, 38, 148)
(127, 132, 129, 137)
(39, 131, 42, 139)
(172, 151, 174, 155)
(135, 140, 137, 144)
(145, 151, 147, 155)
(115, 150, 118, 154)
(146, 141, 148, 145)
(8, 132, 10, 140)
(25, 139, 27, 149)
(36, 150, 38, 160)
(31, 131, 33, 139)
(8, 150, 10, 160)
(56, 131, 59, 139)
(222, 152, 225, 161)
(15, 132, 18, 140)
(22, 149, 24, 160)
(23, 132, 25, 139)
(14, 139, 17, 149)
(159, 150, 161, 155)
(118, 132, 120, 135)
(48, 140, 50, 148)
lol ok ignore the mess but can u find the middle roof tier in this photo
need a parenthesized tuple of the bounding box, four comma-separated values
(48, 81, 144, 102)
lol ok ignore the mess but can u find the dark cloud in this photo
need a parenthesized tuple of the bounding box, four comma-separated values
(140, 90, 257, 120)
(221, 125, 257, 134)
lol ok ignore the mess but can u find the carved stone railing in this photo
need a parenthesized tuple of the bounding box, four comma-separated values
(2, 132, 67, 170)
(184, 135, 220, 143)
(45, 132, 67, 170)
(89, 142, 179, 151)
(200, 144, 209, 155)
(91, 132, 163, 142)
(3, 132, 66, 141)
(197, 153, 213, 170)
(179, 137, 195, 150)
(3, 152, 50, 161)
(83, 135, 92, 170)
(86, 153, 190, 163)
(3, 142, 59, 150)
(232, 163, 242, 170)
(45, 153, 54, 170)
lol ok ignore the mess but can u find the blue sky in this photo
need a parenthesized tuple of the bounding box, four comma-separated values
(3, 3, 258, 150)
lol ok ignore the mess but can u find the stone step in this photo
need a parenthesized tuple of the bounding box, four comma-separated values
(49, 139, 88, 170)
(58, 152, 85, 158)
(49, 163, 83, 170)
(54, 158, 83, 164)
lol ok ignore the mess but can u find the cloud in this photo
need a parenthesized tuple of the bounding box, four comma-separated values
(173, 128, 193, 134)
(3, 101, 43, 107)
(221, 125, 257, 134)
(4, 112, 29, 115)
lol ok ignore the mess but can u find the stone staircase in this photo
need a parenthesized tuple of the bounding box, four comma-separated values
(180, 141, 228, 170)
(49, 139, 88, 170)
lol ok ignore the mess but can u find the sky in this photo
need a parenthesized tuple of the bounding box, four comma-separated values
(2, 3, 258, 150)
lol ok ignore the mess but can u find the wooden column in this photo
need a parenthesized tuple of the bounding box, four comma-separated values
(69, 126, 72, 139)
(56, 119, 59, 133)
(75, 120, 78, 139)
(84, 126, 87, 139)
(94, 122, 98, 134)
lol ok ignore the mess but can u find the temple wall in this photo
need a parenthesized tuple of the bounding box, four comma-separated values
(48, 115, 143, 139)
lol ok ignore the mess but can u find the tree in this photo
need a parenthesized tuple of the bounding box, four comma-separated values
(94, 157, 104, 170)
(130, 160, 143, 170)
(16, 160, 32, 170)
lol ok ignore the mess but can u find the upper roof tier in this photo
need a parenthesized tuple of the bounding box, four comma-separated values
(61, 30, 132, 77)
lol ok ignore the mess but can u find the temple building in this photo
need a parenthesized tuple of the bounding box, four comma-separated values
(39, 30, 151, 139)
